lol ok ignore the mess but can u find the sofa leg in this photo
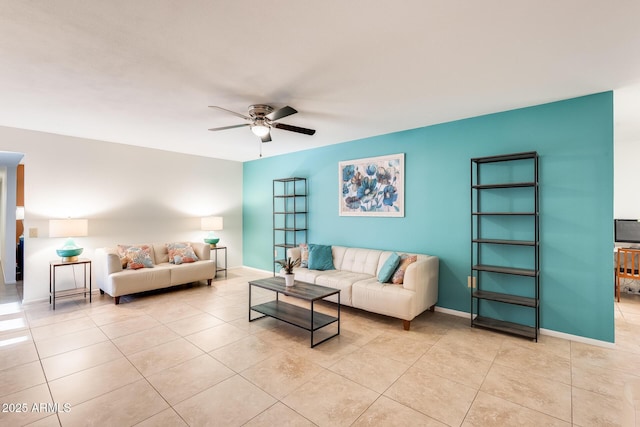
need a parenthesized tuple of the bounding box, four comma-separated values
(429, 304, 435, 312)
(99, 289, 105, 295)
(403, 320, 411, 331)
(207, 279, 212, 286)
(114, 296, 120, 305)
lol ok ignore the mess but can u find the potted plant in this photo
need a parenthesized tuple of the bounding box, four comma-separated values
(276, 257, 301, 286)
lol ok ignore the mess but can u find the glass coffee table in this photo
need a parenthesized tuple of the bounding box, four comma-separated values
(248, 277, 340, 347)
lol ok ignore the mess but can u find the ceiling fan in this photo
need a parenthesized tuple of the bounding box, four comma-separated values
(208, 104, 316, 143)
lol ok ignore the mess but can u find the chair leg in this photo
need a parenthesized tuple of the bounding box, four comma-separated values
(616, 275, 620, 302)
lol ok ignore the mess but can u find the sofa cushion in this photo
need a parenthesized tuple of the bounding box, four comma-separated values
(109, 264, 172, 295)
(308, 244, 335, 270)
(169, 260, 216, 286)
(378, 252, 400, 283)
(299, 243, 309, 268)
(337, 247, 383, 275)
(314, 270, 372, 306)
(352, 278, 415, 320)
(117, 245, 155, 270)
(167, 242, 199, 265)
(391, 254, 417, 284)
(291, 267, 325, 284)
(153, 243, 170, 264)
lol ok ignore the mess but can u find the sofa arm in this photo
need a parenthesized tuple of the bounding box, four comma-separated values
(192, 242, 211, 260)
(95, 248, 122, 291)
(403, 255, 439, 316)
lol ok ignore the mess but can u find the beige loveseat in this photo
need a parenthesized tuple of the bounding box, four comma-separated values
(287, 245, 439, 330)
(95, 242, 215, 304)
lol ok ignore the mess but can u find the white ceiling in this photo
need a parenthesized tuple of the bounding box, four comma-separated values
(1, 1, 640, 162)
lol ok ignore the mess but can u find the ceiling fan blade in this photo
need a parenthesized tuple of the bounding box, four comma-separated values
(208, 123, 249, 131)
(208, 106, 251, 121)
(267, 106, 297, 121)
(273, 122, 316, 135)
(261, 131, 272, 143)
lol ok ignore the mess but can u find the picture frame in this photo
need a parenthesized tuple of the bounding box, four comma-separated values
(339, 153, 404, 217)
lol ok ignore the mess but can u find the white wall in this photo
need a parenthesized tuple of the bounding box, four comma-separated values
(614, 139, 640, 218)
(0, 126, 243, 303)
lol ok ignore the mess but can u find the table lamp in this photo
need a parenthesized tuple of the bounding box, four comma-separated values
(201, 216, 223, 247)
(49, 218, 88, 262)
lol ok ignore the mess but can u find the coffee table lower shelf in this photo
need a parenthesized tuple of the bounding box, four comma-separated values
(251, 300, 338, 331)
(250, 300, 339, 347)
(249, 277, 341, 348)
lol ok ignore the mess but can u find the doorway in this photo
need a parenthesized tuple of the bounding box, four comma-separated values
(0, 151, 25, 285)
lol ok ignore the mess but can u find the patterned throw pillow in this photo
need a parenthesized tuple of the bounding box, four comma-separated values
(299, 243, 309, 268)
(391, 254, 417, 284)
(117, 245, 154, 270)
(166, 242, 199, 265)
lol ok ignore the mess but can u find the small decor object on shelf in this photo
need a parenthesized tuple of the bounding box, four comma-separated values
(201, 216, 223, 247)
(276, 257, 300, 286)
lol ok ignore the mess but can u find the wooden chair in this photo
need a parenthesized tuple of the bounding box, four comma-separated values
(616, 248, 640, 302)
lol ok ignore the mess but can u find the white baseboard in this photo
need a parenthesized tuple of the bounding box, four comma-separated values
(433, 306, 615, 348)
(240, 265, 273, 275)
(22, 297, 49, 305)
(434, 306, 469, 318)
(540, 328, 615, 348)
(22, 289, 101, 306)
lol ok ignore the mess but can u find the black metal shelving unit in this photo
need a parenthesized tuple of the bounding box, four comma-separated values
(470, 152, 540, 341)
(273, 177, 307, 276)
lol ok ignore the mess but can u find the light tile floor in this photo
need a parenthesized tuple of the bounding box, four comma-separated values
(1, 268, 639, 426)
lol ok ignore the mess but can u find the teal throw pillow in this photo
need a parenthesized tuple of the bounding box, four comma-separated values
(378, 252, 401, 283)
(308, 244, 335, 271)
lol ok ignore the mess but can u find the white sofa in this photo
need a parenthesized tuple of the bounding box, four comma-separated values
(95, 242, 216, 304)
(287, 245, 439, 330)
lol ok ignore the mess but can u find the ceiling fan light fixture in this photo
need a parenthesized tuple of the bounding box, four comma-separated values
(251, 123, 270, 137)
(209, 104, 315, 142)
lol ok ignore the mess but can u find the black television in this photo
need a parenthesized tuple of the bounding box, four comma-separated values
(615, 219, 640, 245)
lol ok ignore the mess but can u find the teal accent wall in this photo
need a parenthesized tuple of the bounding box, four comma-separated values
(243, 92, 614, 342)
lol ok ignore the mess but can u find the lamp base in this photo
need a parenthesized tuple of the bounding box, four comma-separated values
(204, 237, 220, 248)
(56, 247, 83, 262)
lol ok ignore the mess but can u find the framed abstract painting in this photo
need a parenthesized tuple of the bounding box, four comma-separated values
(339, 153, 404, 217)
